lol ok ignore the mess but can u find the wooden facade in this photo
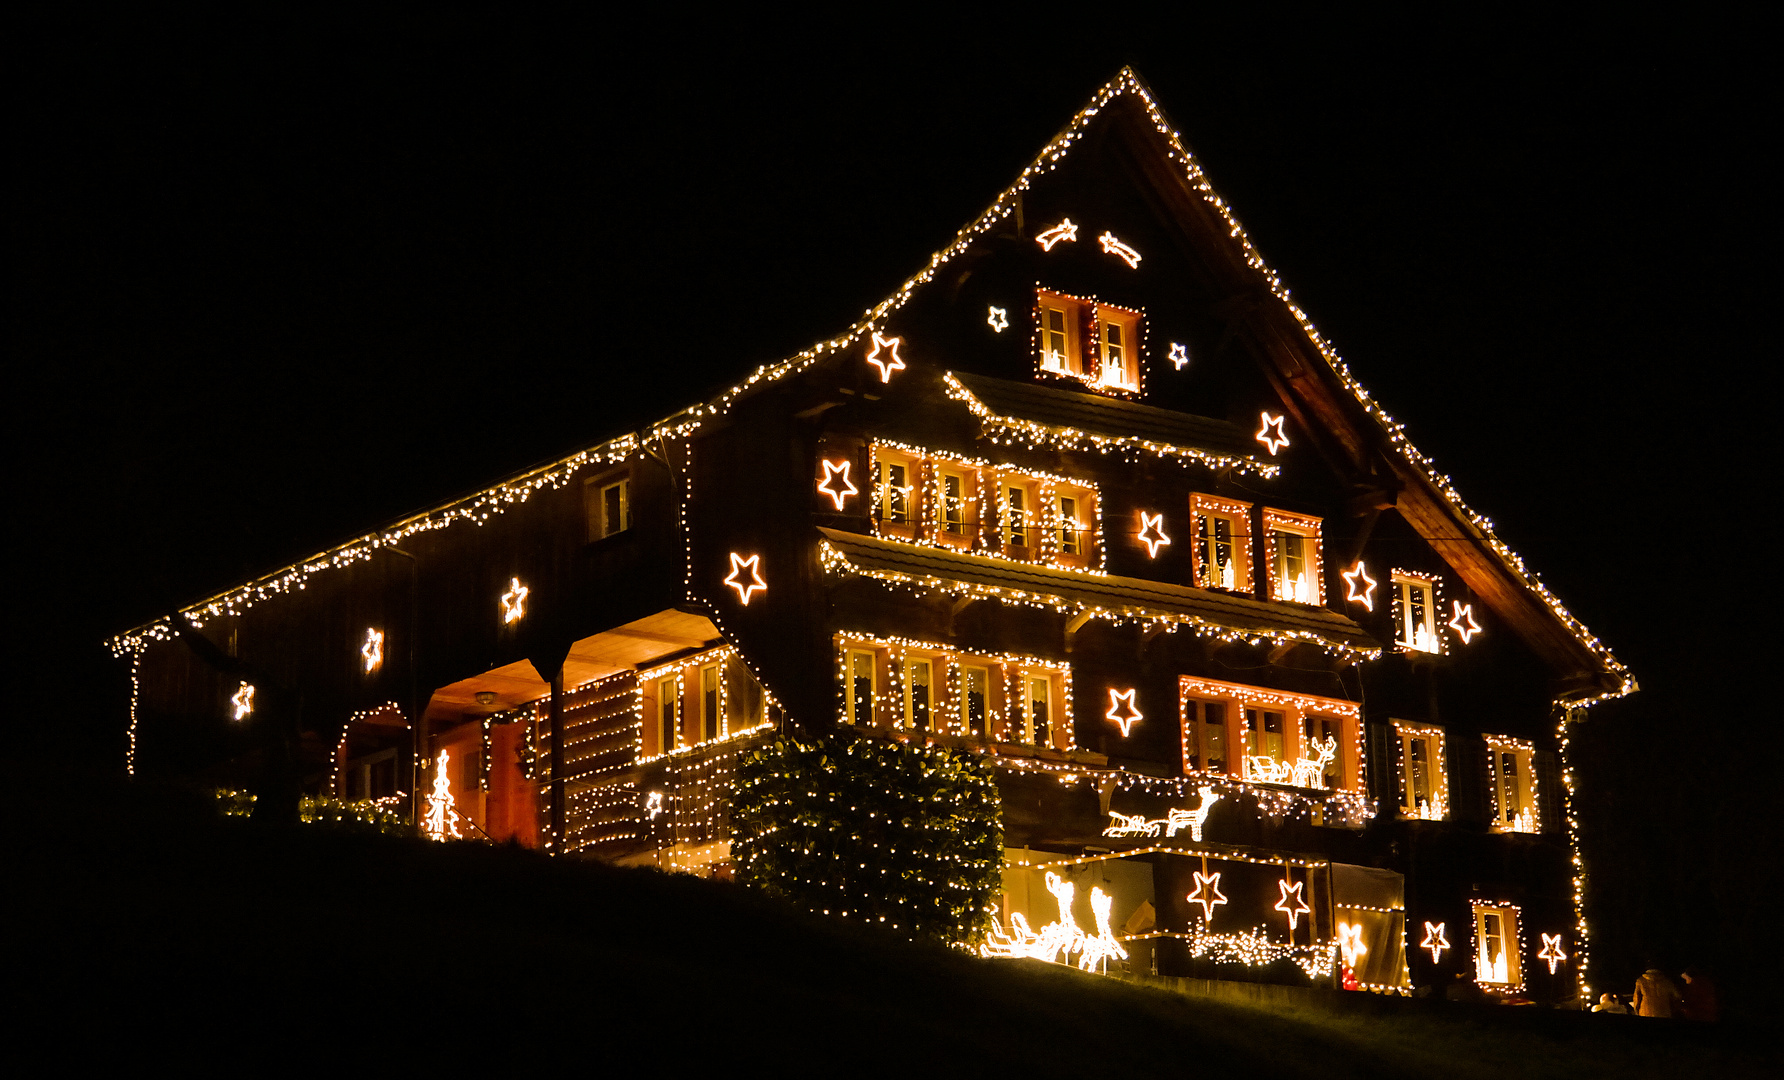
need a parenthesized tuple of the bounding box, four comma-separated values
(111, 71, 1631, 1002)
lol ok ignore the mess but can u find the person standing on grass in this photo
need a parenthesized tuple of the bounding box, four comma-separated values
(1592, 992, 1628, 1014)
(1632, 968, 1682, 1017)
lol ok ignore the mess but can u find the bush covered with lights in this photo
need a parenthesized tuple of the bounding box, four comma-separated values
(732, 733, 1003, 946)
(212, 789, 413, 836)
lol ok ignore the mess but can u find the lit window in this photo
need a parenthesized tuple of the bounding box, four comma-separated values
(941, 472, 967, 537)
(961, 665, 990, 737)
(1038, 297, 1079, 374)
(639, 646, 771, 758)
(1472, 902, 1523, 988)
(1184, 699, 1228, 773)
(586, 475, 632, 541)
(1057, 495, 1081, 556)
(1097, 307, 1141, 390)
(1392, 572, 1441, 653)
(847, 650, 876, 726)
(655, 675, 680, 756)
(880, 461, 911, 525)
(700, 663, 721, 742)
(904, 657, 934, 731)
(1191, 494, 1252, 591)
(1264, 509, 1323, 604)
(1005, 484, 1031, 550)
(1304, 715, 1345, 789)
(1394, 720, 1449, 820)
(1021, 672, 1055, 748)
(1244, 708, 1286, 778)
(1034, 289, 1144, 395)
(1179, 677, 1361, 797)
(1485, 735, 1539, 833)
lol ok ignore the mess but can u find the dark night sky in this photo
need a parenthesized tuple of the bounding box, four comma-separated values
(15, 13, 1769, 765)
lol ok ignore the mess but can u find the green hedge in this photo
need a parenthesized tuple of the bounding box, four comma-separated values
(732, 733, 1003, 946)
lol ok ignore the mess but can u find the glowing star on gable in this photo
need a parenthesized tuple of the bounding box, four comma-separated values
(231, 682, 255, 721)
(1035, 218, 1078, 251)
(1256, 411, 1290, 455)
(422, 749, 462, 841)
(1274, 878, 1312, 931)
(1539, 933, 1568, 974)
(361, 628, 383, 673)
(1105, 688, 1143, 737)
(1137, 511, 1171, 557)
(864, 331, 906, 383)
(1169, 342, 1189, 369)
(1337, 921, 1369, 968)
(987, 306, 1009, 332)
(1422, 921, 1450, 964)
(724, 552, 768, 605)
(1448, 601, 1483, 643)
(1098, 231, 1142, 268)
(501, 577, 529, 624)
(1342, 561, 1377, 611)
(644, 791, 665, 820)
(817, 459, 858, 510)
(1187, 871, 1228, 922)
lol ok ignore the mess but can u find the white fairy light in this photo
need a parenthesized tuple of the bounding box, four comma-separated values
(1539, 933, 1568, 974)
(1448, 601, 1482, 643)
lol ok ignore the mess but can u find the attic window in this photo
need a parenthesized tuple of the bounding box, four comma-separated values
(1190, 494, 1252, 592)
(1263, 509, 1324, 605)
(1033, 288, 1144, 396)
(1391, 571, 1442, 653)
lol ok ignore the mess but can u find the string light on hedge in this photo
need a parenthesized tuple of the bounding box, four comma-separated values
(1098, 231, 1142, 268)
(1106, 688, 1142, 737)
(1422, 921, 1450, 964)
(865, 331, 906, 383)
(1137, 511, 1170, 557)
(501, 577, 528, 623)
(231, 682, 255, 721)
(1448, 601, 1482, 643)
(361, 628, 383, 672)
(987, 306, 1008, 332)
(1255, 411, 1290, 455)
(818, 460, 858, 510)
(1035, 218, 1078, 250)
(1342, 561, 1377, 611)
(724, 553, 767, 605)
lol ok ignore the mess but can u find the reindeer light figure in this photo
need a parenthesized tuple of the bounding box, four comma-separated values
(1167, 785, 1222, 841)
(1291, 735, 1338, 789)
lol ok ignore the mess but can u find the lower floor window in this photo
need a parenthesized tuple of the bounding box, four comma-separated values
(1485, 734, 1539, 833)
(835, 633, 1072, 748)
(1472, 901, 1523, 989)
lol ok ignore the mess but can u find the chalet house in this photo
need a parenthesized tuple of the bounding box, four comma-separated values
(111, 70, 1633, 1003)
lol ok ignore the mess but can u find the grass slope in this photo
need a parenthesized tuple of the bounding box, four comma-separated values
(15, 770, 1770, 1077)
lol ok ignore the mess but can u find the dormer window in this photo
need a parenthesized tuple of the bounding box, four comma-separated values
(1264, 509, 1324, 605)
(1392, 571, 1442, 653)
(1034, 288, 1143, 396)
(1096, 305, 1141, 391)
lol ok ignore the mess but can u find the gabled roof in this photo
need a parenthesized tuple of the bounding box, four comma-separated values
(110, 69, 1633, 708)
(819, 528, 1379, 659)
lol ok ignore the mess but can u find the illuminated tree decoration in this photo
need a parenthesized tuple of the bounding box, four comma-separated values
(1539, 933, 1568, 974)
(1034, 218, 1078, 251)
(724, 552, 768, 605)
(1422, 921, 1450, 964)
(1187, 870, 1228, 922)
(864, 331, 906, 383)
(817, 459, 858, 510)
(1274, 878, 1311, 930)
(1098, 231, 1142, 269)
(1337, 921, 1368, 968)
(987, 306, 1008, 332)
(501, 577, 529, 624)
(231, 682, 255, 721)
(422, 749, 462, 841)
(1255, 411, 1291, 455)
(1342, 561, 1378, 611)
(1448, 601, 1482, 643)
(643, 791, 664, 820)
(1169, 342, 1189, 369)
(1136, 511, 1171, 557)
(1105, 688, 1143, 737)
(361, 628, 383, 673)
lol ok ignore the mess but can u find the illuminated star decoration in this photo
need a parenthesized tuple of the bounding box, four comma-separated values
(724, 552, 767, 605)
(817, 459, 858, 510)
(361, 627, 383, 672)
(1187, 871, 1227, 921)
(1539, 933, 1568, 974)
(501, 577, 528, 623)
(644, 791, 665, 820)
(1274, 878, 1311, 931)
(1169, 342, 1189, 369)
(987, 306, 1008, 332)
(1105, 688, 1143, 737)
(865, 331, 906, 383)
(1137, 511, 1171, 557)
(1098, 231, 1142, 268)
(231, 682, 255, 721)
(1422, 921, 1450, 964)
(1035, 218, 1078, 251)
(1342, 561, 1377, 611)
(1256, 411, 1290, 455)
(1337, 922, 1368, 968)
(1448, 601, 1482, 643)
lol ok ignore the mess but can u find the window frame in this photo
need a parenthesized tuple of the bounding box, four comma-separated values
(1263, 508, 1325, 605)
(1094, 302, 1142, 391)
(1484, 734, 1540, 833)
(1471, 901, 1525, 990)
(836, 633, 1072, 748)
(1032, 287, 1146, 397)
(1392, 719, 1449, 820)
(1178, 676, 1362, 793)
(1190, 494, 1254, 592)
(1391, 570, 1443, 654)
(585, 471, 633, 542)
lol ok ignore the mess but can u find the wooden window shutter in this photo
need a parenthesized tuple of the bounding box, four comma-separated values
(1365, 721, 1396, 812)
(1448, 735, 1490, 827)
(1534, 749, 1563, 835)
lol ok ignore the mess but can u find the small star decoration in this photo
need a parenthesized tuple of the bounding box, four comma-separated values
(644, 792, 665, 820)
(817, 459, 858, 510)
(361, 628, 383, 672)
(231, 682, 255, 721)
(1342, 561, 1377, 611)
(1422, 921, 1450, 963)
(1448, 601, 1482, 643)
(987, 306, 1008, 332)
(865, 331, 906, 383)
(1337, 922, 1368, 968)
(1275, 878, 1311, 930)
(724, 552, 767, 605)
(1256, 411, 1291, 455)
(501, 577, 529, 623)
(1105, 688, 1143, 737)
(1187, 871, 1227, 921)
(1137, 511, 1171, 558)
(1169, 342, 1189, 369)
(1539, 933, 1568, 974)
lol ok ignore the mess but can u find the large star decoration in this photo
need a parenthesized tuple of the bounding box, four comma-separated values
(817, 459, 858, 510)
(724, 552, 768, 605)
(1187, 871, 1227, 922)
(1256, 411, 1291, 455)
(501, 577, 529, 623)
(1137, 511, 1171, 558)
(1098, 231, 1142, 268)
(1539, 933, 1568, 974)
(1035, 218, 1078, 250)
(1337, 922, 1369, 968)
(1422, 921, 1450, 964)
(987, 306, 1008, 332)
(1342, 561, 1377, 611)
(1274, 878, 1312, 930)
(361, 628, 383, 672)
(865, 331, 906, 383)
(1169, 342, 1189, 369)
(1448, 601, 1482, 643)
(231, 682, 255, 721)
(1105, 688, 1143, 737)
